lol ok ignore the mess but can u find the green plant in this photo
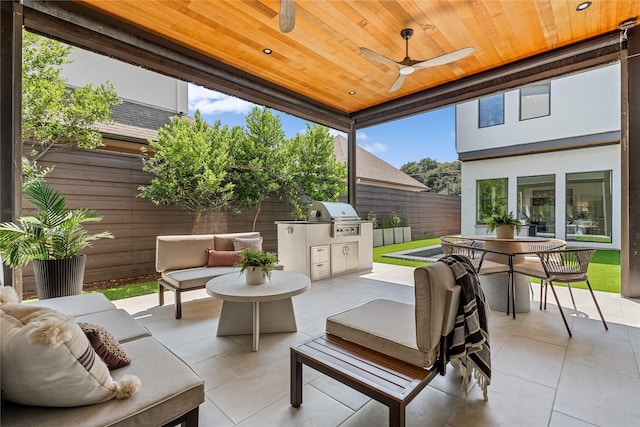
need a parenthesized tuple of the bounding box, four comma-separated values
(234, 248, 279, 279)
(0, 180, 113, 268)
(390, 212, 401, 227)
(379, 217, 391, 229)
(366, 211, 378, 229)
(484, 210, 522, 233)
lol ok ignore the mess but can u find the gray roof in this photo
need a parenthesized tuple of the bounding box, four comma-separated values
(333, 135, 427, 192)
(97, 100, 178, 143)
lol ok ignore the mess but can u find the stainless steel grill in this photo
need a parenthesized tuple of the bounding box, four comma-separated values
(308, 201, 362, 237)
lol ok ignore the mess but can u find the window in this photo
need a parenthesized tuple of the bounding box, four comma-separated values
(517, 175, 555, 236)
(520, 82, 550, 120)
(566, 171, 612, 243)
(478, 94, 504, 128)
(476, 178, 508, 224)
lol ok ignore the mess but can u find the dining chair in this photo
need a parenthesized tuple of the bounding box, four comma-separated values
(520, 238, 567, 298)
(535, 248, 608, 337)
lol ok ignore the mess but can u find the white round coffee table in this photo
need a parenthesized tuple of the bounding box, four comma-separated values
(206, 270, 310, 351)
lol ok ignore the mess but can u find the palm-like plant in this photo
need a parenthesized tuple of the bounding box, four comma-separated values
(0, 180, 113, 268)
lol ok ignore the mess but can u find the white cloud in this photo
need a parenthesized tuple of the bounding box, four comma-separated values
(357, 131, 368, 141)
(188, 84, 255, 115)
(360, 142, 389, 154)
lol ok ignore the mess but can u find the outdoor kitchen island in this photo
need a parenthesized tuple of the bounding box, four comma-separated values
(276, 202, 373, 281)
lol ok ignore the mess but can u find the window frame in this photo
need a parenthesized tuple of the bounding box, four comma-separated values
(519, 82, 550, 121)
(478, 93, 505, 128)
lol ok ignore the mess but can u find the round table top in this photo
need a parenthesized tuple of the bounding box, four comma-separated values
(205, 270, 311, 302)
(464, 235, 550, 242)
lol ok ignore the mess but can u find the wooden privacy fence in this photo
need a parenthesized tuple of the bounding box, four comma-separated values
(17, 146, 460, 291)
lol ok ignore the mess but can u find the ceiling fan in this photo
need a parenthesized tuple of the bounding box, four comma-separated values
(360, 28, 474, 92)
(279, 0, 295, 33)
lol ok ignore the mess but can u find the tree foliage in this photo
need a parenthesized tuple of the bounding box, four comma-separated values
(138, 111, 237, 233)
(229, 107, 285, 231)
(280, 124, 348, 219)
(400, 157, 461, 195)
(21, 31, 121, 186)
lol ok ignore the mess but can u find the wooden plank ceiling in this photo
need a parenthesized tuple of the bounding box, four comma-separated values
(74, 0, 639, 116)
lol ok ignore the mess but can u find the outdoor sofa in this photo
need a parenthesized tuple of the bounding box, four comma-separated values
(156, 232, 262, 318)
(1, 292, 204, 426)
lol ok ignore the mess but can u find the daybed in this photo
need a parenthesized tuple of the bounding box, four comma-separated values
(156, 232, 262, 318)
(1, 292, 205, 426)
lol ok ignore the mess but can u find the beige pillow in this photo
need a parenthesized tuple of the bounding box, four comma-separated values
(233, 236, 263, 251)
(0, 304, 140, 407)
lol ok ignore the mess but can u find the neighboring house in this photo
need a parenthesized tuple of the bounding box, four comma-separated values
(456, 63, 620, 249)
(333, 135, 428, 192)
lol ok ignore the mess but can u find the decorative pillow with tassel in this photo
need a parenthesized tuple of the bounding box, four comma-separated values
(0, 288, 141, 407)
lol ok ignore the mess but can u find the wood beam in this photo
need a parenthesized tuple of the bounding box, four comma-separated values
(0, 0, 23, 294)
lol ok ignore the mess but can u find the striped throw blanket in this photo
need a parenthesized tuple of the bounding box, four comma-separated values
(438, 254, 491, 400)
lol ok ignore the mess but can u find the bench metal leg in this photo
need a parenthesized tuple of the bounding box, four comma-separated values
(290, 349, 303, 408)
(389, 403, 406, 427)
(158, 282, 165, 306)
(175, 290, 182, 319)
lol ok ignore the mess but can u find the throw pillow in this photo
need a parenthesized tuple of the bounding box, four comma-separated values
(233, 236, 263, 251)
(206, 248, 243, 267)
(79, 322, 131, 370)
(0, 304, 140, 407)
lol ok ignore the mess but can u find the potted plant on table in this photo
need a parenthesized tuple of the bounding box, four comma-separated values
(484, 210, 522, 239)
(0, 180, 113, 299)
(234, 248, 279, 285)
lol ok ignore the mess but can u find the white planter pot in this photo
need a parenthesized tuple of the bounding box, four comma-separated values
(382, 229, 395, 246)
(393, 227, 404, 244)
(245, 267, 266, 285)
(496, 225, 515, 239)
(402, 226, 411, 242)
(372, 229, 384, 247)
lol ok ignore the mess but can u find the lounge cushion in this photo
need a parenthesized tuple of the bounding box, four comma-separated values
(161, 266, 238, 290)
(214, 232, 260, 251)
(0, 337, 204, 426)
(28, 293, 116, 317)
(75, 309, 151, 343)
(155, 234, 215, 273)
(0, 304, 139, 407)
(327, 299, 435, 367)
(207, 249, 243, 267)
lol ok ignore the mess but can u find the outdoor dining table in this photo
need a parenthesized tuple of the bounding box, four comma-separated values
(464, 236, 550, 318)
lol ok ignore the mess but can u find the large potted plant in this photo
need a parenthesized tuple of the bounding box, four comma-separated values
(484, 210, 522, 239)
(234, 248, 278, 285)
(0, 181, 113, 299)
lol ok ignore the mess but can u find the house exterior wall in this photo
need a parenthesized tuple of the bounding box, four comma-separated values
(61, 47, 188, 114)
(456, 63, 620, 151)
(456, 63, 621, 249)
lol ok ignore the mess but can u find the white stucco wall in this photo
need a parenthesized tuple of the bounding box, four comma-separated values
(460, 145, 621, 248)
(456, 63, 620, 152)
(61, 47, 189, 114)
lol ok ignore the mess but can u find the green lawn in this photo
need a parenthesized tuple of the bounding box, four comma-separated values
(88, 238, 620, 301)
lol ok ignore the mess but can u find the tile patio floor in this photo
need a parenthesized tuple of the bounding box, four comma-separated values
(114, 263, 640, 427)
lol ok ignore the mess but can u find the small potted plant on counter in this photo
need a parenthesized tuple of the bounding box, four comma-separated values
(234, 248, 279, 285)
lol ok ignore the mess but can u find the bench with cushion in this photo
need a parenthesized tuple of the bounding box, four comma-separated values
(156, 232, 261, 318)
(1, 292, 204, 426)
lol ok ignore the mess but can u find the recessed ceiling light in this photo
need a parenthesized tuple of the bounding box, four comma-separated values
(263, 48, 272, 54)
(576, 2, 591, 11)
(348, 91, 356, 95)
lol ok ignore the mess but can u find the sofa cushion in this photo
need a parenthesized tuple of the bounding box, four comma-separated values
(75, 309, 151, 343)
(326, 299, 435, 367)
(0, 336, 205, 426)
(161, 266, 238, 290)
(207, 249, 243, 267)
(79, 322, 131, 370)
(156, 234, 215, 273)
(28, 292, 116, 316)
(233, 236, 263, 251)
(214, 232, 260, 251)
(0, 304, 140, 407)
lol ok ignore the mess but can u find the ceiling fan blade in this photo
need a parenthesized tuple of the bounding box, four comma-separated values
(279, 0, 295, 33)
(413, 47, 474, 70)
(389, 74, 406, 92)
(359, 47, 402, 69)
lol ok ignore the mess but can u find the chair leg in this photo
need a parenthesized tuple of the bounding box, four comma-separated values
(158, 282, 165, 306)
(547, 281, 572, 337)
(567, 283, 578, 311)
(175, 290, 182, 319)
(585, 279, 609, 331)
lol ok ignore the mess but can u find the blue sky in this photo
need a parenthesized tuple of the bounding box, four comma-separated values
(188, 84, 457, 169)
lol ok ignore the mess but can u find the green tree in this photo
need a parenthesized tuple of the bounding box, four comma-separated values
(21, 31, 121, 186)
(280, 124, 348, 219)
(138, 111, 237, 233)
(401, 157, 461, 195)
(229, 107, 284, 231)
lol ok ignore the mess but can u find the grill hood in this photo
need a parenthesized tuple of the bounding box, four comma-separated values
(308, 201, 360, 222)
